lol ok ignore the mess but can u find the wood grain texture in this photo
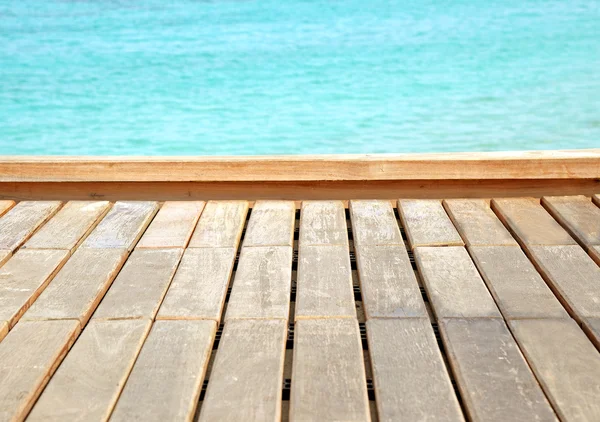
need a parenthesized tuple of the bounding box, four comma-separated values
(28, 319, 151, 422)
(299, 201, 348, 246)
(509, 318, 600, 421)
(92, 248, 183, 320)
(582, 318, 600, 349)
(492, 197, 576, 246)
(290, 319, 370, 422)
(23, 248, 127, 325)
(295, 244, 355, 319)
(225, 246, 293, 320)
(440, 318, 557, 422)
(542, 195, 600, 248)
(443, 199, 518, 246)
(414, 247, 501, 319)
(591, 245, 600, 265)
(111, 320, 216, 422)
(355, 245, 427, 319)
(367, 319, 463, 422)
(243, 201, 295, 247)
(0, 201, 62, 251)
(136, 201, 205, 248)
(528, 245, 600, 322)
(80, 201, 158, 250)
(23, 201, 110, 252)
(157, 247, 236, 321)
(0, 320, 80, 422)
(0, 250, 10, 268)
(199, 319, 287, 422)
(0, 321, 7, 343)
(398, 199, 464, 248)
(0, 200, 15, 216)
(349, 200, 402, 246)
(469, 246, 569, 319)
(0, 249, 70, 330)
(188, 201, 249, 248)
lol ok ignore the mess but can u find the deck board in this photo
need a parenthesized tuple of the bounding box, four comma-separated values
(443, 199, 518, 246)
(188, 200, 249, 248)
(349, 200, 403, 246)
(591, 244, 600, 265)
(440, 318, 557, 422)
(27, 319, 151, 422)
(542, 195, 600, 247)
(398, 199, 464, 248)
(299, 200, 348, 246)
(136, 201, 205, 248)
(583, 318, 600, 349)
(242, 201, 295, 247)
(0, 200, 15, 217)
(111, 320, 216, 422)
(367, 318, 463, 421)
(0, 201, 62, 251)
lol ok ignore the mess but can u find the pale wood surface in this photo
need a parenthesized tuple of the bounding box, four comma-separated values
(440, 318, 557, 422)
(199, 319, 287, 422)
(0, 250, 11, 268)
(591, 244, 600, 265)
(0, 320, 80, 422)
(24, 201, 110, 252)
(23, 248, 127, 325)
(81, 201, 158, 250)
(290, 319, 370, 422)
(398, 199, 464, 248)
(0, 201, 62, 251)
(528, 245, 600, 321)
(188, 201, 249, 248)
(28, 319, 151, 422)
(443, 199, 518, 246)
(137, 201, 205, 248)
(243, 201, 295, 247)
(355, 245, 427, 319)
(299, 201, 348, 246)
(492, 197, 576, 246)
(0, 321, 7, 343)
(295, 244, 355, 319)
(414, 247, 501, 319)
(594, 193, 600, 206)
(92, 248, 183, 320)
(542, 195, 600, 248)
(469, 246, 569, 319)
(583, 318, 600, 349)
(509, 318, 600, 421)
(0, 200, 15, 216)
(225, 246, 293, 320)
(0, 249, 70, 330)
(111, 320, 216, 422)
(367, 319, 463, 422)
(157, 247, 236, 320)
(349, 200, 402, 246)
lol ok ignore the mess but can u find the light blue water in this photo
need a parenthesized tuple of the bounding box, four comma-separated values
(1, 0, 599, 155)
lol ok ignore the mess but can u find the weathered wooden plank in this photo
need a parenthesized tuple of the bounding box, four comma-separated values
(492, 197, 576, 246)
(355, 245, 426, 319)
(80, 201, 158, 250)
(27, 319, 151, 422)
(367, 319, 463, 422)
(349, 200, 402, 246)
(157, 248, 236, 321)
(136, 201, 205, 248)
(542, 195, 600, 249)
(299, 200, 348, 246)
(583, 318, 600, 349)
(22, 248, 127, 326)
(509, 318, 600, 421)
(0, 321, 7, 343)
(594, 193, 600, 206)
(111, 320, 216, 422)
(199, 319, 287, 422)
(0, 250, 11, 268)
(93, 248, 183, 320)
(0, 201, 62, 251)
(0, 320, 80, 422)
(528, 245, 600, 322)
(398, 199, 464, 248)
(443, 199, 518, 246)
(591, 245, 600, 265)
(414, 247, 501, 319)
(290, 319, 370, 422)
(0, 249, 70, 331)
(0, 200, 15, 217)
(188, 201, 249, 248)
(295, 244, 355, 319)
(440, 318, 557, 422)
(225, 246, 293, 320)
(243, 201, 295, 247)
(24, 201, 110, 252)
(469, 246, 569, 319)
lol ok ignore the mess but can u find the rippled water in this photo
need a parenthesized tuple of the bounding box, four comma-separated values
(1, 0, 599, 155)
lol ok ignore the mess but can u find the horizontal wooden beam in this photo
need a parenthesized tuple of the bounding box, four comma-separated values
(0, 150, 599, 182)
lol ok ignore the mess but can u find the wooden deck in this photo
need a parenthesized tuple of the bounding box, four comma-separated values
(0, 194, 599, 421)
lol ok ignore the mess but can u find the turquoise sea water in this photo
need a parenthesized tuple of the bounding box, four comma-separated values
(1, 0, 599, 155)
